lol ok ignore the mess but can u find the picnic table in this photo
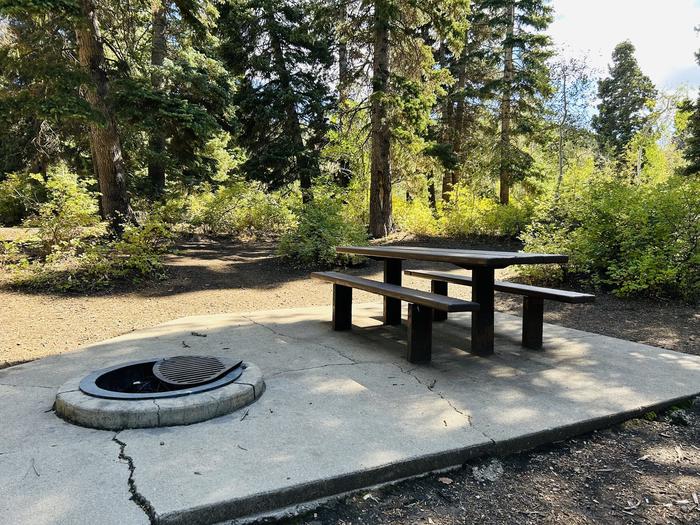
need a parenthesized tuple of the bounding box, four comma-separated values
(335, 246, 568, 356)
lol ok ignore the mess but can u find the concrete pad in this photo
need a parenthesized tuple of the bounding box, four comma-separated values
(0, 385, 147, 525)
(1, 303, 699, 525)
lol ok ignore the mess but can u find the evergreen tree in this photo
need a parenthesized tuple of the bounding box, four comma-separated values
(681, 48, 700, 175)
(369, 0, 392, 237)
(482, 0, 553, 204)
(106, 0, 233, 191)
(365, 0, 469, 236)
(433, 0, 499, 203)
(592, 40, 657, 160)
(0, 2, 93, 178)
(682, 99, 700, 175)
(0, 0, 233, 222)
(147, 0, 168, 197)
(218, 0, 335, 202)
(75, 0, 132, 229)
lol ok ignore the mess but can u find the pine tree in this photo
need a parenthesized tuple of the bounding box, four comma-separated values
(681, 48, 700, 175)
(147, 0, 168, 197)
(592, 40, 657, 160)
(365, 0, 469, 236)
(75, 0, 132, 230)
(369, 0, 392, 237)
(682, 99, 700, 175)
(482, 0, 553, 205)
(0, 3, 93, 177)
(0, 0, 232, 218)
(218, 0, 334, 202)
(434, 0, 499, 203)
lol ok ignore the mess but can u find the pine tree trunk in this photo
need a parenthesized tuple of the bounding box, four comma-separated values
(427, 171, 437, 212)
(498, 1, 515, 205)
(444, 43, 469, 203)
(369, 0, 392, 238)
(267, 13, 315, 203)
(75, 0, 131, 233)
(555, 70, 567, 199)
(336, 2, 351, 187)
(148, 0, 167, 198)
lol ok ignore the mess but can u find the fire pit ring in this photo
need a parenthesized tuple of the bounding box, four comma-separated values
(55, 357, 264, 430)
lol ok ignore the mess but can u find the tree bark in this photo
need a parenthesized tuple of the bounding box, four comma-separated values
(369, 0, 392, 238)
(75, 0, 131, 232)
(443, 42, 468, 203)
(427, 171, 437, 212)
(555, 68, 567, 199)
(267, 12, 315, 203)
(498, 1, 515, 205)
(336, 1, 351, 187)
(148, 0, 167, 198)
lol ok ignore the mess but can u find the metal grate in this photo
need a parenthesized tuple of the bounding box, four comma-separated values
(152, 356, 242, 387)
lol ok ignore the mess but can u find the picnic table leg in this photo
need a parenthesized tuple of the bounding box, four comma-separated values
(431, 280, 448, 321)
(332, 284, 352, 331)
(383, 258, 402, 325)
(407, 304, 432, 362)
(470, 267, 495, 356)
(522, 296, 544, 350)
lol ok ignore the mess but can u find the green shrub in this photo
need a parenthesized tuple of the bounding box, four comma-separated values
(0, 172, 46, 226)
(439, 188, 534, 238)
(0, 240, 23, 271)
(8, 214, 173, 292)
(23, 165, 101, 253)
(278, 192, 368, 268)
(393, 198, 439, 236)
(520, 175, 700, 301)
(187, 182, 294, 236)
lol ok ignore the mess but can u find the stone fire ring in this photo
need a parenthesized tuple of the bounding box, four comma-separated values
(54, 362, 264, 431)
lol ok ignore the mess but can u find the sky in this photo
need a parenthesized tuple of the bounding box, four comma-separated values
(549, 0, 700, 91)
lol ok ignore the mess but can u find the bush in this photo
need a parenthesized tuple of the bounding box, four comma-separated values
(0, 172, 46, 226)
(520, 175, 700, 301)
(393, 198, 439, 236)
(7, 214, 173, 292)
(23, 165, 101, 253)
(187, 182, 294, 236)
(440, 188, 534, 238)
(278, 192, 368, 268)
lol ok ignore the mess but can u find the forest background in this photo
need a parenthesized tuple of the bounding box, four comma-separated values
(0, 0, 698, 302)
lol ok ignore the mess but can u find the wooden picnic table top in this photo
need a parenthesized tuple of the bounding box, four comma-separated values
(336, 245, 568, 268)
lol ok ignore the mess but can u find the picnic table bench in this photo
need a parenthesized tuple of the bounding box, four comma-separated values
(313, 246, 592, 362)
(311, 272, 478, 362)
(405, 269, 595, 349)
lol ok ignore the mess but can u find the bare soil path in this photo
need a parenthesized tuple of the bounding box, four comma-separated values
(2, 235, 699, 524)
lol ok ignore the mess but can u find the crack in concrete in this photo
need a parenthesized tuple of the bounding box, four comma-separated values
(240, 314, 359, 365)
(112, 432, 157, 524)
(152, 400, 161, 427)
(236, 382, 259, 400)
(393, 363, 475, 428)
(244, 314, 495, 443)
(394, 363, 495, 442)
(268, 360, 388, 378)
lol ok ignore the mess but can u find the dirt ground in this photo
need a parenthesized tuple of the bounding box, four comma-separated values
(1, 235, 697, 367)
(2, 233, 700, 524)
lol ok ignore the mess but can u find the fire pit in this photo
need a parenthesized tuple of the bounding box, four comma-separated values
(55, 356, 264, 430)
